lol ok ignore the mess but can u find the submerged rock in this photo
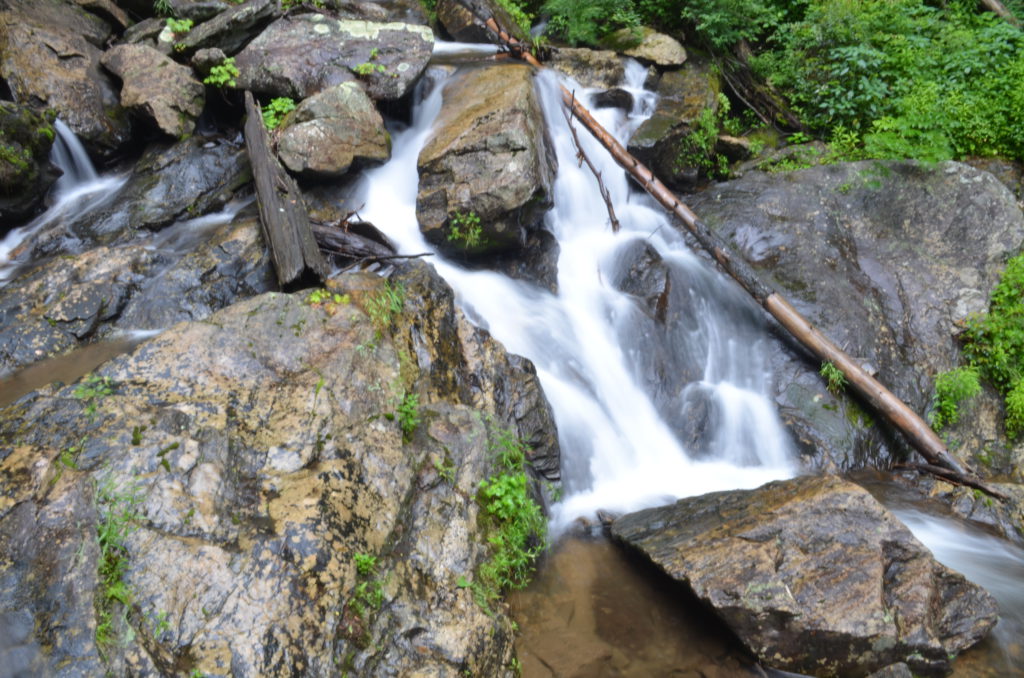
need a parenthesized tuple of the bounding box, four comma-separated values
(687, 161, 1024, 470)
(277, 81, 390, 178)
(612, 475, 999, 676)
(0, 264, 555, 676)
(0, 0, 130, 158)
(234, 14, 434, 100)
(416, 63, 555, 257)
(101, 44, 205, 139)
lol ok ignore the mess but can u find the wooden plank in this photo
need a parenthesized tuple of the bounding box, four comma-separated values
(243, 91, 328, 286)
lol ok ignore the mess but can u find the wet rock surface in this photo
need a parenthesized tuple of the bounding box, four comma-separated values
(0, 264, 555, 676)
(0, 0, 130, 158)
(234, 14, 433, 100)
(101, 44, 205, 139)
(686, 160, 1024, 470)
(416, 63, 555, 257)
(0, 103, 59, 227)
(277, 81, 391, 178)
(612, 475, 1000, 677)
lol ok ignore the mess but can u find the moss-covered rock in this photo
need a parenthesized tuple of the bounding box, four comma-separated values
(0, 102, 59, 227)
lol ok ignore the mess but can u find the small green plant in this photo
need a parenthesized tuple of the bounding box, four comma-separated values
(203, 57, 239, 88)
(433, 455, 456, 484)
(674, 94, 732, 181)
(819, 361, 847, 395)
(353, 552, 377, 577)
(448, 211, 484, 250)
(73, 373, 114, 418)
(353, 62, 387, 76)
(306, 288, 348, 306)
(165, 17, 194, 34)
(471, 425, 546, 612)
(396, 392, 421, 442)
(153, 0, 171, 16)
(95, 476, 143, 652)
(930, 366, 981, 430)
(262, 96, 296, 130)
(364, 280, 405, 336)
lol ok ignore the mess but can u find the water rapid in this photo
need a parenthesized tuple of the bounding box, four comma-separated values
(358, 58, 795, 532)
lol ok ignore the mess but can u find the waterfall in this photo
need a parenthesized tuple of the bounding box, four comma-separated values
(0, 121, 125, 286)
(359, 56, 795, 532)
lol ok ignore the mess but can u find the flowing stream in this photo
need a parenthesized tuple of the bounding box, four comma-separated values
(358, 57, 795, 533)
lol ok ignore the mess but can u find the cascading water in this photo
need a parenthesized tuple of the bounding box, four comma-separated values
(358, 54, 794, 532)
(0, 120, 125, 285)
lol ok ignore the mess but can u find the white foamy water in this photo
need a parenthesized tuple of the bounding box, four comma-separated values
(0, 120, 126, 286)
(358, 62, 795, 532)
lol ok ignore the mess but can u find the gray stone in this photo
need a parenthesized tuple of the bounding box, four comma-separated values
(416, 64, 555, 257)
(277, 81, 390, 178)
(613, 475, 999, 676)
(548, 47, 626, 89)
(234, 14, 434, 100)
(101, 44, 205, 139)
(0, 0, 130, 158)
(174, 0, 278, 56)
(0, 103, 59, 226)
(602, 27, 687, 67)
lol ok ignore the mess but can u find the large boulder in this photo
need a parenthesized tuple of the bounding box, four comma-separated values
(612, 475, 999, 676)
(101, 44, 205, 139)
(601, 27, 687, 67)
(547, 47, 626, 89)
(0, 102, 59, 227)
(435, 0, 527, 42)
(0, 0, 130, 159)
(173, 0, 278, 56)
(0, 263, 555, 676)
(276, 81, 390, 178)
(234, 14, 433, 100)
(627, 57, 720, 191)
(416, 63, 555, 257)
(686, 161, 1024, 470)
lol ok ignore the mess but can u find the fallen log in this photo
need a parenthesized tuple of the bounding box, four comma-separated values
(311, 222, 396, 261)
(243, 91, 328, 286)
(473, 8, 988, 487)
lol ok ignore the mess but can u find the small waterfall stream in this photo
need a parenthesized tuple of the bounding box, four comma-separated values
(0, 120, 126, 285)
(359, 58, 795, 533)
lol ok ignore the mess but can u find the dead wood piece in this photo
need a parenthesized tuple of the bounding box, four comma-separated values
(895, 463, 1010, 501)
(472, 9, 989, 491)
(564, 95, 619, 232)
(243, 91, 328, 286)
(311, 222, 396, 260)
(980, 0, 1020, 25)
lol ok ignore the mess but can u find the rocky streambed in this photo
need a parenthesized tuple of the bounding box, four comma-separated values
(2, 0, 1024, 676)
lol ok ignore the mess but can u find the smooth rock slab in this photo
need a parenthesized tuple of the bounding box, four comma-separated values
(101, 44, 205, 139)
(612, 475, 999, 677)
(234, 14, 433, 100)
(277, 81, 390, 178)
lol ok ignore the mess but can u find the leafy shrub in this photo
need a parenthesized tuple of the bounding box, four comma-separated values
(262, 97, 295, 130)
(472, 426, 546, 609)
(542, 0, 639, 46)
(447, 210, 484, 249)
(203, 57, 239, 88)
(962, 254, 1024, 437)
(930, 366, 981, 430)
(819, 360, 847, 394)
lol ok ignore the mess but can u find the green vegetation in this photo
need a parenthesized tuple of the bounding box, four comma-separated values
(365, 280, 405, 336)
(396, 392, 421, 442)
(541, 0, 1024, 167)
(353, 62, 387, 76)
(95, 476, 143, 652)
(73, 373, 114, 419)
(962, 253, 1024, 437)
(153, 0, 171, 16)
(306, 288, 350, 307)
(262, 97, 296, 130)
(675, 93, 732, 179)
(165, 17, 193, 34)
(281, 0, 325, 8)
(819, 361, 847, 395)
(203, 57, 239, 88)
(470, 426, 546, 612)
(346, 553, 385, 624)
(353, 552, 377, 577)
(447, 210, 484, 250)
(930, 366, 981, 430)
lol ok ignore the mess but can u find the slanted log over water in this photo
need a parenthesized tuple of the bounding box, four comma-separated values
(243, 91, 328, 286)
